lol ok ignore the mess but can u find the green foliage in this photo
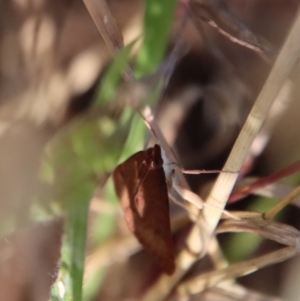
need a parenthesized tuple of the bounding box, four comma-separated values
(135, 0, 177, 77)
(47, 111, 132, 300)
(48, 2, 177, 300)
(94, 40, 137, 106)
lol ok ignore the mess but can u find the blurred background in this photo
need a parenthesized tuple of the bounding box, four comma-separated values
(1, 0, 300, 300)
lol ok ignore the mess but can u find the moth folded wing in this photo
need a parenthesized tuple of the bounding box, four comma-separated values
(133, 169, 176, 275)
(112, 150, 150, 232)
(133, 217, 176, 275)
(112, 161, 137, 233)
(112, 149, 175, 275)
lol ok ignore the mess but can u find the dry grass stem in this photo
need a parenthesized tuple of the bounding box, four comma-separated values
(178, 281, 283, 301)
(242, 80, 294, 173)
(217, 219, 300, 248)
(82, 0, 134, 81)
(221, 211, 262, 220)
(82, 0, 123, 54)
(263, 184, 300, 219)
(81, 0, 190, 189)
(190, 0, 276, 61)
(230, 159, 300, 202)
(142, 4, 300, 300)
(232, 177, 300, 206)
(191, 3, 300, 256)
(176, 246, 297, 298)
(81, 1, 300, 300)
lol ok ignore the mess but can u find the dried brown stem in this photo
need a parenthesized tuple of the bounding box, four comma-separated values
(190, 283, 283, 301)
(82, 0, 134, 81)
(263, 184, 300, 220)
(183, 0, 300, 262)
(230, 160, 300, 203)
(141, 4, 300, 301)
(82, 1, 300, 300)
(177, 246, 297, 298)
(217, 219, 300, 248)
(189, 0, 276, 61)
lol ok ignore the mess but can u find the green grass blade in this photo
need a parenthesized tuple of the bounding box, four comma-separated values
(135, 0, 177, 77)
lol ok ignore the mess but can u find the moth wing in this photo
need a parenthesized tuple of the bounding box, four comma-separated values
(133, 167, 175, 275)
(113, 148, 175, 275)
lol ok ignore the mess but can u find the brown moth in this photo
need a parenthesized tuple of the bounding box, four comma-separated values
(113, 144, 175, 275)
